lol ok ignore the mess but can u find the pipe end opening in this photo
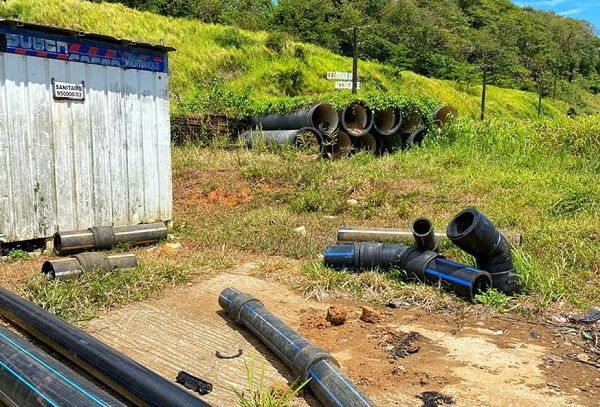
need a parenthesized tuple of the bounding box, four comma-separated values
(41, 261, 56, 279)
(447, 209, 478, 237)
(412, 218, 433, 236)
(52, 233, 62, 253)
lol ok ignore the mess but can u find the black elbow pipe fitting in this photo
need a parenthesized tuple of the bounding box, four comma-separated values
(54, 222, 168, 255)
(0, 324, 127, 407)
(324, 242, 492, 302)
(0, 287, 211, 407)
(219, 287, 376, 407)
(446, 208, 519, 295)
(411, 217, 439, 251)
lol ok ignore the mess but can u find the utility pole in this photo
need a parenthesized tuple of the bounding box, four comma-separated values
(480, 64, 489, 121)
(351, 27, 358, 94)
(342, 25, 370, 95)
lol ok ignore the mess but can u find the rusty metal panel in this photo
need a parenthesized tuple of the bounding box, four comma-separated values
(0, 27, 172, 243)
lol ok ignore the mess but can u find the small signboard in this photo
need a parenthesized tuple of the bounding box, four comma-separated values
(327, 71, 354, 80)
(334, 81, 360, 90)
(52, 79, 85, 101)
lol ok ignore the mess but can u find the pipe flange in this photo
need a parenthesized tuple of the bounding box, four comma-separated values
(73, 252, 112, 273)
(89, 226, 116, 250)
(291, 344, 338, 381)
(229, 293, 261, 323)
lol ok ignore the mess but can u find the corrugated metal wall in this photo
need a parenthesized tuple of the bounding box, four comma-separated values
(0, 52, 172, 242)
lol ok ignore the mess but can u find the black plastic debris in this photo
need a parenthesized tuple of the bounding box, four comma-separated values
(569, 308, 600, 324)
(176, 371, 213, 395)
(215, 349, 243, 359)
(418, 391, 455, 406)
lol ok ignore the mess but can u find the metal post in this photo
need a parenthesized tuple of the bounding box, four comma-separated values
(352, 26, 358, 95)
(538, 75, 543, 117)
(480, 64, 488, 121)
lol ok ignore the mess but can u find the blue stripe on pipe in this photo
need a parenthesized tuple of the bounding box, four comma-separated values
(0, 359, 61, 407)
(0, 331, 111, 406)
(436, 258, 480, 273)
(425, 268, 471, 287)
(323, 252, 355, 258)
(243, 303, 301, 351)
(308, 360, 373, 407)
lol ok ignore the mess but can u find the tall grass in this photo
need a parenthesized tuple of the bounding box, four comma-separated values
(0, 0, 586, 120)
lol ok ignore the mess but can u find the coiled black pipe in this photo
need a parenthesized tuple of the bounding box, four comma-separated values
(372, 107, 402, 136)
(411, 217, 438, 252)
(219, 287, 376, 407)
(54, 222, 168, 255)
(250, 103, 339, 134)
(339, 100, 373, 137)
(446, 207, 519, 295)
(42, 252, 138, 280)
(324, 242, 492, 302)
(244, 127, 324, 155)
(0, 286, 211, 407)
(0, 324, 127, 407)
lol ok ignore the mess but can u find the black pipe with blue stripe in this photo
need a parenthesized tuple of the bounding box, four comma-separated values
(0, 324, 126, 407)
(324, 242, 492, 302)
(219, 287, 376, 407)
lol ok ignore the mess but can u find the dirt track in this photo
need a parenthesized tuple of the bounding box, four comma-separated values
(85, 264, 600, 407)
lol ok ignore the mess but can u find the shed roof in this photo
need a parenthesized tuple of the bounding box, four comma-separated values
(0, 19, 175, 52)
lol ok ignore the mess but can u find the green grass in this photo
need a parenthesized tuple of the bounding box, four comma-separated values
(2, 0, 596, 120)
(19, 260, 194, 324)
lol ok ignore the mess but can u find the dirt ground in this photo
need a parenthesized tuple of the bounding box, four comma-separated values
(82, 264, 600, 407)
(1, 165, 600, 407)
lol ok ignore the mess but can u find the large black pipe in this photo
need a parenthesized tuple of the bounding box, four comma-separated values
(324, 242, 492, 302)
(42, 252, 138, 280)
(250, 103, 339, 134)
(339, 100, 373, 138)
(0, 324, 127, 407)
(323, 130, 353, 160)
(351, 132, 383, 155)
(432, 105, 457, 128)
(244, 127, 324, 155)
(446, 207, 519, 295)
(0, 287, 211, 407)
(219, 288, 376, 407)
(372, 107, 402, 136)
(54, 222, 168, 255)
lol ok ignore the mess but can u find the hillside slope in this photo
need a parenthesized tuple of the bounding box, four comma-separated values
(3, 0, 599, 120)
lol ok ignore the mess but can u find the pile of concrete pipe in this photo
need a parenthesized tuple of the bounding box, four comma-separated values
(245, 101, 457, 159)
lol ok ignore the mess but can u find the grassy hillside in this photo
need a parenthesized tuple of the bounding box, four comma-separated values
(3, 0, 600, 119)
(3, 0, 600, 316)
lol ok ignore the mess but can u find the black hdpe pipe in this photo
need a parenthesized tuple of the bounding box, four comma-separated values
(336, 226, 522, 246)
(42, 252, 138, 280)
(54, 222, 168, 255)
(379, 131, 404, 153)
(339, 100, 373, 137)
(323, 130, 353, 160)
(404, 127, 428, 149)
(372, 107, 402, 136)
(0, 324, 127, 407)
(251, 103, 339, 134)
(324, 242, 492, 302)
(446, 207, 519, 295)
(0, 287, 211, 407)
(411, 217, 438, 252)
(219, 288, 376, 407)
(432, 105, 457, 128)
(351, 132, 383, 155)
(244, 127, 324, 155)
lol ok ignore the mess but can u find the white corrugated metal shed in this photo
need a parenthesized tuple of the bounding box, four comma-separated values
(0, 19, 175, 243)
